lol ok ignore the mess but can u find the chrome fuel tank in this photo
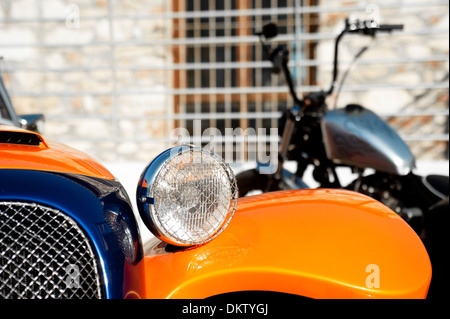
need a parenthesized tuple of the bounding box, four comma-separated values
(321, 104, 415, 175)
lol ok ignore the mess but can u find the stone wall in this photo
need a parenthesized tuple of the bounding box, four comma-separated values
(0, 0, 173, 163)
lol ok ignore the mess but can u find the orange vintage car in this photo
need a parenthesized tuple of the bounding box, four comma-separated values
(0, 124, 431, 299)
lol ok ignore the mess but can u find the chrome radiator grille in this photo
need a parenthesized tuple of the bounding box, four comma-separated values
(0, 202, 103, 298)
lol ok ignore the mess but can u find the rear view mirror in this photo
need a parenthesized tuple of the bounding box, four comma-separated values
(259, 23, 278, 39)
(18, 114, 45, 134)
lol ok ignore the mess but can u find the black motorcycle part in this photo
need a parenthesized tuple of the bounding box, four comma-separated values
(236, 169, 281, 197)
(423, 197, 449, 300)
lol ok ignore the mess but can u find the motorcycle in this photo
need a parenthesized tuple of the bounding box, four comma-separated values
(237, 19, 449, 239)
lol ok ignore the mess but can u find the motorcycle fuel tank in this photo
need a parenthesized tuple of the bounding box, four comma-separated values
(321, 104, 415, 175)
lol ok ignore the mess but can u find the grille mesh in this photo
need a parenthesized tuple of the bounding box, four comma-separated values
(0, 202, 103, 299)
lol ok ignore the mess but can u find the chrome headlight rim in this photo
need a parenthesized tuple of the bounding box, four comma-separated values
(137, 145, 238, 247)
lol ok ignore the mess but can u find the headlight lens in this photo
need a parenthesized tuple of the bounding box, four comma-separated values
(137, 146, 238, 246)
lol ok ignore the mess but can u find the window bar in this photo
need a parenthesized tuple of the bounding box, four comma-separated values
(209, 0, 217, 130)
(1, 28, 447, 48)
(4, 55, 448, 73)
(1, 1, 448, 23)
(291, 0, 302, 129)
(271, 0, 280, 133)
(224, 1, 232, 131)
(8, 81, 448, 98)
(172, 0, 185, 131)
(255, 0, 263, 131)
(237, 0, 250, 140)
(194, 0, 202, 141)
(107, 0, 120, 161)
(165, 0, 174, 149)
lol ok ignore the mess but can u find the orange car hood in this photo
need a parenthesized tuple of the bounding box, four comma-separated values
(0, 125, 115, 180)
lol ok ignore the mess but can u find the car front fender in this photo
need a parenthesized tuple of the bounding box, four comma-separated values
(123, 189, 431, 299)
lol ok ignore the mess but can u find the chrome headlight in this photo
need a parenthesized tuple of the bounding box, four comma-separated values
(137, 145, 238, 246)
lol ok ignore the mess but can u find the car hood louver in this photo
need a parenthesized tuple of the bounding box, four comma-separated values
(0, 125, 47, 147)
(0, 131, 43, 146)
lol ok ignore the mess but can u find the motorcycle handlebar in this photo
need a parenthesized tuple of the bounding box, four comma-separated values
(257, 19, 403, 103)
(347, 20, 404, 36)
(327, 19, 403, 94)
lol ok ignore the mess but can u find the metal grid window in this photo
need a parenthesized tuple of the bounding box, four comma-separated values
(173, 0, 314, 153)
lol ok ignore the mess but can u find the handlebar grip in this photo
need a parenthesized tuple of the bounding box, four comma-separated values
(378, 24, 404, 32)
